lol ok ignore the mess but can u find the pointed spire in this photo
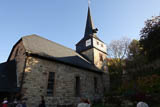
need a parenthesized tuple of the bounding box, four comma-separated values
(84, 6, 98, 37)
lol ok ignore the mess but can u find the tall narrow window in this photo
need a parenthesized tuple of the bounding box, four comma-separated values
(94, 77, 98, 93)
(99, 53, 103, 61)
(47, 72, 55, 96)
(75, 76, 80, 97)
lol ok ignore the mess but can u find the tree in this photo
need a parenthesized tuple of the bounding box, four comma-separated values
(140, 16, 160, 61)
(128, 39, 141, 59)
(107, 37, 130, 91)
(126, 39, 148, 68)
(107, 37, 131, 64)
(107, 36, 131, 73)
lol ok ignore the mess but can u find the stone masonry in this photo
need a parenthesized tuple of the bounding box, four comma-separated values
(22, 56, 104, 107)
(8, 41, 26, 87)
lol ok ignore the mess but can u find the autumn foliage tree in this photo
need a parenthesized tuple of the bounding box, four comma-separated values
(119, 16, 160, 105)
(105, 16, 160, 106)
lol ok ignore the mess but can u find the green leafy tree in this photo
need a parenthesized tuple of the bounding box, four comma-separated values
(128, 39, 141, 59)
(126, 39, 147, 68)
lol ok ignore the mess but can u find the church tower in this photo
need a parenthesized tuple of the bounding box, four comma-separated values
(76, 7, 107, 70)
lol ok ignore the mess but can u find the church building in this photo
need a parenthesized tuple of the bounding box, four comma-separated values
(0, 6, 109, 107)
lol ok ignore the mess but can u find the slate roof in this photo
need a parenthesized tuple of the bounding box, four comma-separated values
(84, 7, 95, 37)
(21, 34, 102, 73)
(0, 60, 18, 92)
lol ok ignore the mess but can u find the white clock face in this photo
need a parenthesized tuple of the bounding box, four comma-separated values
(86, 39, 91, 47)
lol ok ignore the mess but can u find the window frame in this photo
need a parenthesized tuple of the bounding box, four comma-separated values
(75, 76, 81, 97)
(47, 72, 55, 96)
(94, 77, 98, 93)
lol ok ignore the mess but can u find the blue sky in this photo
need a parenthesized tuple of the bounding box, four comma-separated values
(0, 0, 160, 62)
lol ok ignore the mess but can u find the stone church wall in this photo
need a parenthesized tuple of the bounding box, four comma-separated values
(8, 41, 26, 87)
(22, 56, 105, 107)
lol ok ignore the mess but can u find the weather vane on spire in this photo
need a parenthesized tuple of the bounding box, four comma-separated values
(88, 0, 91, 6)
